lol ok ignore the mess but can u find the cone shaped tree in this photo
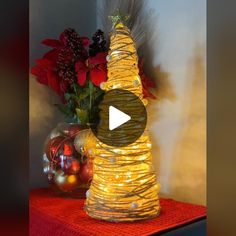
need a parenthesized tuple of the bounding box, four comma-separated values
(85, 17, 160, 222)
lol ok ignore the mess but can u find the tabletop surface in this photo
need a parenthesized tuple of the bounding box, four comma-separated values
(30, 188, 206, 236)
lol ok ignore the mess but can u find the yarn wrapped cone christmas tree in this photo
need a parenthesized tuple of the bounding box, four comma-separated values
(85, 13, 160, 222)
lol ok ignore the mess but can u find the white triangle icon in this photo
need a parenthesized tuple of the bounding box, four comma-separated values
(109, 106, 131, 131)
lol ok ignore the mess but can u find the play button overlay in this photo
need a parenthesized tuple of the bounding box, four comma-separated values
(90, 89, 147, 147)
(109, 106, 131, 131)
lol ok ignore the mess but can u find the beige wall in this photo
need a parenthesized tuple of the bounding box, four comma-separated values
(145, 0, 206, 205)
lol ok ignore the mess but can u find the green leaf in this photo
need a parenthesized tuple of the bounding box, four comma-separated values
(76, 108, 88, 125)
(64, 93, 71, 101)
(78, 89, 91, 101)
(89, 80, 93, 90)
(93, 90, 104, 100)
(72, 83, 79, 96)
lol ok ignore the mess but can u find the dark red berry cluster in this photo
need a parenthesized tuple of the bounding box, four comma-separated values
(57, 28, 88, 85)
(89, 29, 106, 57)
(63, 28, 88, 60)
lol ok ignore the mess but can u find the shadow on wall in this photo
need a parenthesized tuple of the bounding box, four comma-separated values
(30, 76, 64, 188)
(138, 8, 177, 190)
(166, 42, 206, 205)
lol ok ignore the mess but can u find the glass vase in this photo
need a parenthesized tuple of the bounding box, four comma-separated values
(43, 122, 94, 198)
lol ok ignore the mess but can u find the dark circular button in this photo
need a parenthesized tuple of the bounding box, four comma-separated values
(90, 89, 147, 147)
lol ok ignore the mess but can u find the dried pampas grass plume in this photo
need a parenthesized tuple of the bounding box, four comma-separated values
(98, 0, 149, 51)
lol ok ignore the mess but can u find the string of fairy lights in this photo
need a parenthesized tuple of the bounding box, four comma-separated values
(85, 22, 160, 222)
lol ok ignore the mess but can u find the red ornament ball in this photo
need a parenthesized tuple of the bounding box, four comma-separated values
(68, 124, 84, 137)
(46, 136, 65, 160)
(66, 159, 80, 175)
(79, 160, 93, 184)
(63, 142, 73, 156)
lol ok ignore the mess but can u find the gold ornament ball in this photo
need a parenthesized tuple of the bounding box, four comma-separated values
(74, 129, 96, 156)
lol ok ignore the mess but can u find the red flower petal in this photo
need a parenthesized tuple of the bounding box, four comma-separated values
(36, 58, 55, 70)
(81, 37, 90, 47)
(75, 61, 88, 86)
(31, 65, 48, 85)
(47, 70, 61, 95)
(97, 63, 107, 71)
(75, 61, 87, 70)
(90, 67, 107, 86)
(77, 70, 87, 86)
(43, 49, 59, 61)
(31, 65, 41, 77)
(88, 52, 107, 65)
(41, 39, 62, 48)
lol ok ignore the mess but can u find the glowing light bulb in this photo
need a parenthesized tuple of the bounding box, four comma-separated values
(88, 148, 93, 155)
(126, 171, 132, 177)
(133, 79, 140, 86)
(100, 82, 107, 90)
(86, 190, 90, 198)
(131, 202, 138, 209)
(147, 143, 152, 148)
(110, 157, 116, 163)
(106, 55, 111, 61)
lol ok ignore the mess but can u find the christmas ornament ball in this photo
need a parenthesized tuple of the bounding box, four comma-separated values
(49, 128, 61, 139)
(74, 129, 96, 157)
(68, 124, 84, 137)
(54, 170, 79, 192)
(79, 160, 93, 184)
(66, 159, 80, 175)
(45, 136, 65, 160)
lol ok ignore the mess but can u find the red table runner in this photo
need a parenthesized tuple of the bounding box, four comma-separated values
(30, 188, 206, 236)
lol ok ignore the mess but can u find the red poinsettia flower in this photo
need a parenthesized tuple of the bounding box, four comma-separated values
(138, 59, 157, 99)
(31, 29, 90, 96)
(75, 52, 107, 86)
(41, 31, 90, 50)
(31, 50, 62, 95)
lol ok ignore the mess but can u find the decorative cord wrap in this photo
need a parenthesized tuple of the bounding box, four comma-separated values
(85, 21, 160, 222)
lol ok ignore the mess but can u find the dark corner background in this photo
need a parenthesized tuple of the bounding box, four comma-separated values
(207, 0, 236, 236)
